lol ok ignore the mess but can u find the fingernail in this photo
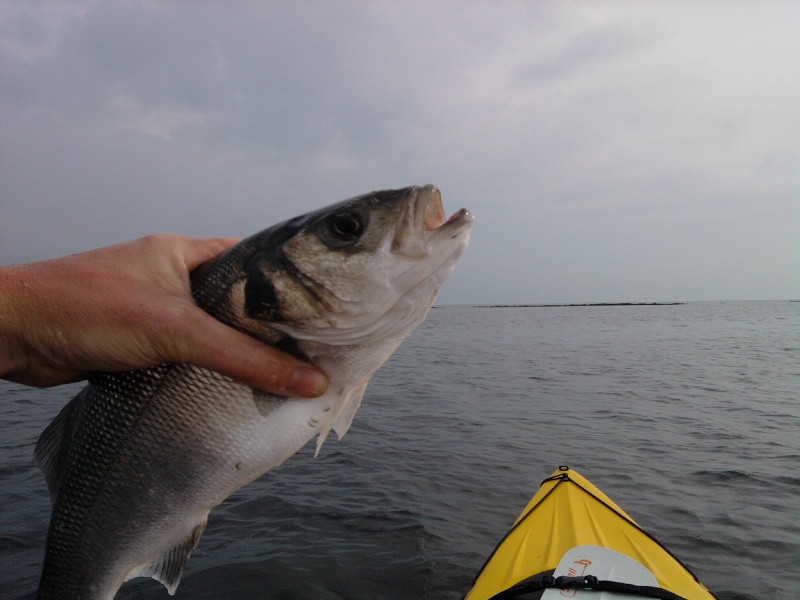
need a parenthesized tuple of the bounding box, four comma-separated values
(288, 367, 328, 397)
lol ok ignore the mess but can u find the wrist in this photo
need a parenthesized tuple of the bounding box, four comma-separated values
(0, 266, 32, 382)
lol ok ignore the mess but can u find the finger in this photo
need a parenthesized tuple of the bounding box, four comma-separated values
(180, 237, 242, 271)
(7, 367, 89, 389)
(174, 309, 328, 397)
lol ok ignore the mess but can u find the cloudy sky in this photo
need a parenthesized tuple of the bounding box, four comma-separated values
(1, 1, 797, 304)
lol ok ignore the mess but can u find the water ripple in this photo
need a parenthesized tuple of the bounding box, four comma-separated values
(2, 302, 798, 599)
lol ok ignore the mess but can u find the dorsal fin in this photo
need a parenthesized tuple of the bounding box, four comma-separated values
(34, 388, 87, 503)
(129, 520, 207, 594)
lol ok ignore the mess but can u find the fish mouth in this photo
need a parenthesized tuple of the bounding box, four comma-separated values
(423, 190, 447, 230)
(418, 185, 473, 234)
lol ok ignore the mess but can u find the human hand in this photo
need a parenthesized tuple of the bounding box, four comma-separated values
(0, 235, 328, 397)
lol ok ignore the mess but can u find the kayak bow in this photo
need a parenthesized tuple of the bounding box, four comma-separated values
(465, 466, 717, 600)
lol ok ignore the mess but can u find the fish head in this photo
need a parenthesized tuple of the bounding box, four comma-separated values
(240, 185, 472, 344)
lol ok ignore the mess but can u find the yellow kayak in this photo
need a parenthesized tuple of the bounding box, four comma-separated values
(465, 466, 718, 600)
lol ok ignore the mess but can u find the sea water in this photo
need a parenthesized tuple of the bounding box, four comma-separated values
(1, 301, 797, 599)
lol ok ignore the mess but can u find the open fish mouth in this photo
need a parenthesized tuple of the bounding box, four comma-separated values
(423, 190, 447, 230)
(418, 185, 473, 234)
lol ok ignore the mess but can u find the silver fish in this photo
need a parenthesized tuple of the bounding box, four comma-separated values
(34, 185, 472, 599)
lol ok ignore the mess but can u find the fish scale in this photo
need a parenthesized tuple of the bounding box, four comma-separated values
(34, 185, 472, 599)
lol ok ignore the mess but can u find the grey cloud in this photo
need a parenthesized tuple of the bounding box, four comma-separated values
(1, 1, 797, 303)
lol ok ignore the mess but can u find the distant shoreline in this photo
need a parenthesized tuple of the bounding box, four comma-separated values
(470, 302, 687, 308)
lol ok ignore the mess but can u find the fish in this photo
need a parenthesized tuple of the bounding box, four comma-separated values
(33, 185, 472, 599)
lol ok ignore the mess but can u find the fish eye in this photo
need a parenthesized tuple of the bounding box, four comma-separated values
(325, 213, 364, 242)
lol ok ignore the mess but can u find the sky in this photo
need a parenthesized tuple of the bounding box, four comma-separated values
(1, 1, 798, 304)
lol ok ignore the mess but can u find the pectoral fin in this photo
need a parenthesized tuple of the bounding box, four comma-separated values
(314, 379, 370, 457)
(331, 379, 369, 440)
(252, 389, 285, 417)
(35, 388, 86, 503)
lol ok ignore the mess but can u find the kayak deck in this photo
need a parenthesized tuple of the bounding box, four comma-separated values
(465, 466, 717, 600)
